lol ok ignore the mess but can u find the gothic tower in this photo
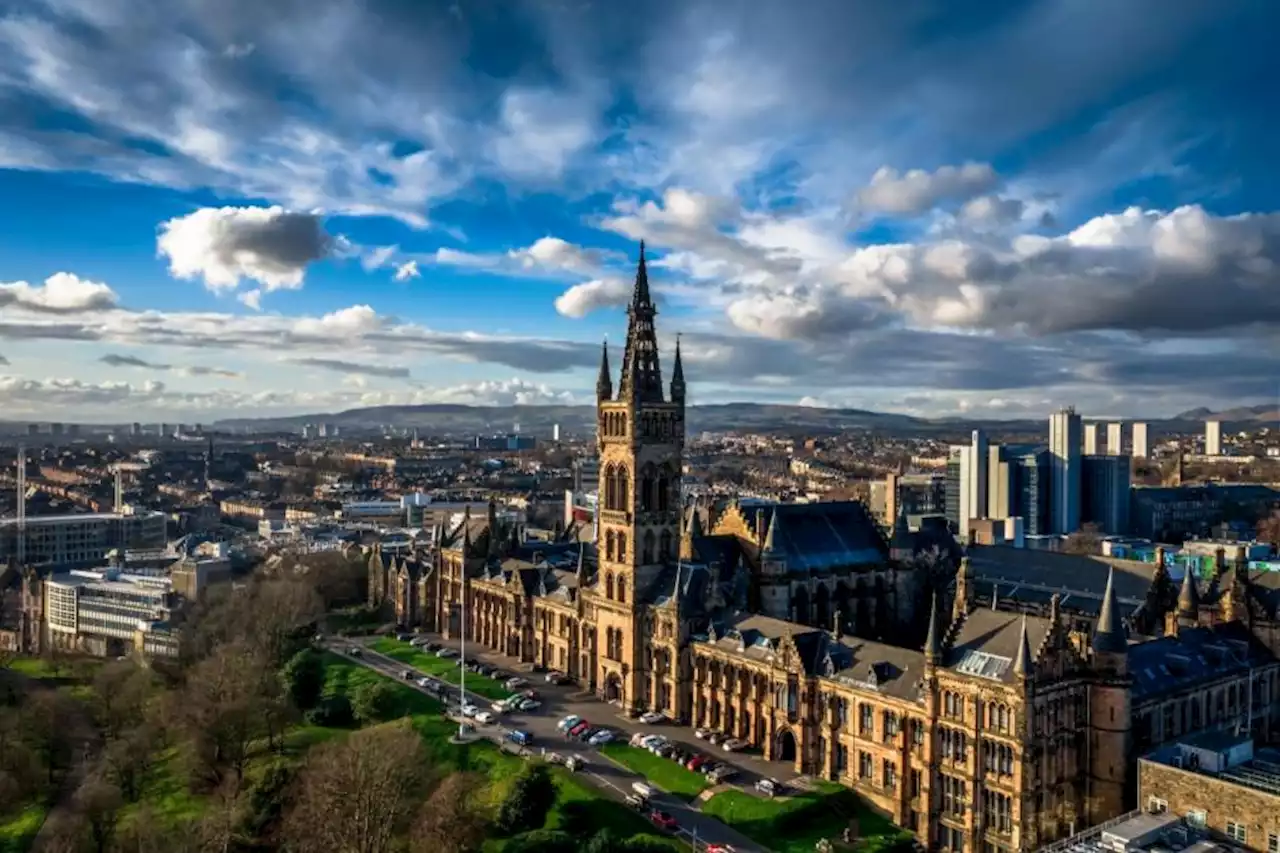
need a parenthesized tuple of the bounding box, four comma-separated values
(593, 241, 686, 711)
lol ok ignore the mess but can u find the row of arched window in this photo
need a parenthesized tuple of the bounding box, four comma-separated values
(604, 572, 629, 603)
(603, 528, 674, 565)
(601, 411, 628, 438)
(602, 462, 677, 514)
(605, 626, 625, 660)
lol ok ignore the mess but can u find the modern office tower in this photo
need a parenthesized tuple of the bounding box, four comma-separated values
(130, 422, 142, 436)
(987, 444, 1015, 520)
(553, 423, 561, 442)
(1049, 407, 1083, 534)
(1083, 454, 1132, 534)
(1014, 449, 1051, 536)
(945, 448, 962, 532)
(953, 430, 989, 542)
(1205, 420, 1222, 456)
(1107, 422, 1123, 455)
(1084, 423, 1100, 455)
(50, 423, 64, 436)
(1131, 422, 1149, 459)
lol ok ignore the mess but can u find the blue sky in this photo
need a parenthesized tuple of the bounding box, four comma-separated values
(0, 0, 1277, 422)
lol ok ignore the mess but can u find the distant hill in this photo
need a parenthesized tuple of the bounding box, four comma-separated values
(212, 402, 1058, 439)
(1175, 404, 1279, 424)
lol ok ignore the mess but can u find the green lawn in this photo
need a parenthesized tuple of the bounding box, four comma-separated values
(599, 743, 710, 799)
(0, 805, 46, 853)
(369, 638, 515, 700)
(702, 781, 904, 853)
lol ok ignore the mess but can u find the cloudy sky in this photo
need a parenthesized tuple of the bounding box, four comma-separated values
(0, 0, 1277, 423)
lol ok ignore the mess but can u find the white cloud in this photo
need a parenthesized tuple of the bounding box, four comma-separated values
(0, 272, 118, 313)
(555, 278, 631, 318)
(857, 163, 999, 216)
(393, 261, 421, 282)
(487, 88, 599, 180)
(435, 236, 617, 278)
(291, 305, 384, 339)
(157, 206, 333, 297)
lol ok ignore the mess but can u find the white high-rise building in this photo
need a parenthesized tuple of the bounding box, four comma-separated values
(1084, 423, 1100, 455)
(955, 430, 989, 542)
(1131, 422, 1149, 459)
(1049, 407, 1083, 535)
(1205, 420, 1222, 456)
(1107, 422, 1123, 455)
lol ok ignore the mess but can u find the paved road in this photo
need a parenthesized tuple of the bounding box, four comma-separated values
(327, 639, 771, 853)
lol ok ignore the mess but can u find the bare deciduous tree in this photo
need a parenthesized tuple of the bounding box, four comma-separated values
(409, 772, 489, 853)
(281, 720, 427, 853)
(179, 642, 271, 791)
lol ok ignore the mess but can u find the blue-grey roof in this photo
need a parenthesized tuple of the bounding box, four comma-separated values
(755, 502, 887, 573)
(1127, 622, 1273, 701)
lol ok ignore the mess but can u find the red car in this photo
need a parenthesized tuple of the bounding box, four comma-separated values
(649, 810, 678, 831)
(686, 755, 709, 771)
(569, 720, 591, 737)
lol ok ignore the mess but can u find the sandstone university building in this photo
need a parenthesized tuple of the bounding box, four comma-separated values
(369, 244, 1280, 852)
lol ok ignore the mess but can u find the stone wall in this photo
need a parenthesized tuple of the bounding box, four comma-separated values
(1138, 758, 1280, 852)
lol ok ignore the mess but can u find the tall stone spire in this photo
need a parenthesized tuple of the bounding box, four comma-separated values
(617, 241, 665, 403)
(1178, 566, 1200, 616)
(924, 591, 943, 662)
(670, 333, 686, 405)
(1093, 567, 1127, 654)
(596, 339, 613, 402)
(1013, 615, 1033, 678)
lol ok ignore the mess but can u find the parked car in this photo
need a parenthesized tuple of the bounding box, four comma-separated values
(563, 755, 584, 772)
(437, 648, 458, 658)
(402, 669, 415, 680)
(396, 633, 412, 642)
(707, 845, 736, 853)
(755, 778, 782, 797)
(520, 699, 542, 712)
(686, 755, 709, 771)
(649, 811, 678, 832)
(706, 732, 722, 746)
(424, 641, 441, 651)
(625, 794, 649, 812)
(415, 677, 431, 688)
(410, 636, 429, 646)
(630, 732, 649, 747)
(506, 730, 533, 747)
(641, 735, 666, 751)
(505, 677, 528, 690)
(460, 703, 479, 718)
(475, 711, 495, 725)
(520, 688, 541, 700)
(544, 670, 566, 683)
(569, 721, 591, 737)
(346, 647, 362, 656)
(558, 715, 581, 732)
(639, 711, 667, 725)
(490, 670, 510, 681)
(588, 729, 615, 746)
(631, 782, 656, 799)
(694, 728, 711, 740)
(722, 738, 749, 752)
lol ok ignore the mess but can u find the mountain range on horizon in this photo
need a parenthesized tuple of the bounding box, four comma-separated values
(201, 401, 1280, 438)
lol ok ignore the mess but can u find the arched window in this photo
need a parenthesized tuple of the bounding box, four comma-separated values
(606, 572, 615, 600)
(618, 577, 627, 604)
(617, 533, 627, 561)
(659, 529, 672, 562)
(657, 470, 671, 511)
(606, 530, 616, 561)
(642, 530, 655, 564)
(618, 467, 629, 511)
(603, 464, 616, 510)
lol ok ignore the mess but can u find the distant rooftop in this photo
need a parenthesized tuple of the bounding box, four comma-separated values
(0, 509, 166, 526)
(1144, 734, 1280, 800)
(1035, 810, 1230, 853)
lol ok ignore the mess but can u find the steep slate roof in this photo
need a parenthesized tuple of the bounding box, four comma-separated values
(943, 609, 1054, 685)
(1127, 622, 1274, 701)
(827, 638, 926, 701)
(966, 545, 1153, 612)
(738, 500, 887, 572)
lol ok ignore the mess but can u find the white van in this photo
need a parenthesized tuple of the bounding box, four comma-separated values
(631, 781, 656, 799)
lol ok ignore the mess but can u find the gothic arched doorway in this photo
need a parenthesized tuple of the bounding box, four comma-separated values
(776, 728, 797, 762)
(605, 673, 623, 704)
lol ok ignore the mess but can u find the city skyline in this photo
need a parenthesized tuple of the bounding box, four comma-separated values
(1, 0, 1278, 422)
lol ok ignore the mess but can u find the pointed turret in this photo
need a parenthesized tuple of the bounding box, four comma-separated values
(670, 333, 686, 405)
(576, 542, 587, 585)
(762, 510, 781, 555)
(924, 591, 943, 663)
(1013, 615, 1033, 678)
(687, 504, 703, 538)
(1178, 567, 1200, 616)
(617, 241, 665, 403)
(1093, 567, 1127, 654)
(596, 339, 613, 402)
(889, 501, 913, 562)
(486, 500, 500, 560)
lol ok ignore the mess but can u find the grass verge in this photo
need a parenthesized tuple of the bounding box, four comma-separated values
(702, 781, 904, 853)
(0, 805, 46, 853)
(369, 638, 515, 700)
(599, 743, 710, 800)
